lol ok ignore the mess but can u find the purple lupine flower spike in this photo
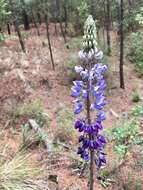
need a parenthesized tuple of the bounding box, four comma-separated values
(71, 15, 107, 172)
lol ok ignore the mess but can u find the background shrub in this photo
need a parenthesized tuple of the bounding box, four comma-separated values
(127, 32, 143, 75)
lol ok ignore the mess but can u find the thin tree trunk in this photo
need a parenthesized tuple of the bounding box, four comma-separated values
(21, 0, 30, 30)
(97, 28, 100, 45)
(63, 2, 68, 34)
(110, 8, 114, 30)
(119, 0, 125, 89)
(102, 27, 106, 51)
(14, 20, 26, 53)
(7, 23, 11, 35)
(37, 12, 42, 25)
(55, 0, 67, 43)
(54, 0, 58, 36)
(128, 0, 135, 31)
(31, 9, 40, 36)
(9, 0, 25, 52)
(54, 22, 58, 36)
(23, 11, 30, 30)
(45, 15, 55, 70)
(106, 0, 111, 55)
(59, 21, 67, 43)
(102, 3, 106, 51)
(91, 0, 95, 19)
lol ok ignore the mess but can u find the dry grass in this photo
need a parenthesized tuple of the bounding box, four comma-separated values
(0, 150, 41, 190)
(0, 130, 47, 190)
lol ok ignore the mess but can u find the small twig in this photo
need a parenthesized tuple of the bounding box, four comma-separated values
(79, 162, 88, 177)
(29, 119, 53, 152)
(110, 109, 119, 118)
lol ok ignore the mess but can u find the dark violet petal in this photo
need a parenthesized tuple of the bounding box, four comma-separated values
(97, 79, 106, 90)
(98, 135, 107, 144)
(99, 153, 106, 163)
(74, 102, 83, 114)
(71, 89, 80, 97)
(74, 120, 82, 129)
(81, 152, 89, 161)
(93, 141, 100, 149)
(93, 122, 103, 130)
(95, 159, 102, 168)
(89, 140, 94, 149)
(95, 152, 106, 168)
(77, 147, 84, 154)
(84, 125, 91, 133)
(96, 95, 105, 105)
(78, 125, 84, 132)
(73, 80, 83, 87)
(79, 135, 85, 143)
(82, 139, 90, 149)
(97, 111, 106, 122)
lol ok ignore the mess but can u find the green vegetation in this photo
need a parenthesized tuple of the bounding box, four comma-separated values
(65, 37, 82, 50)
(99, 103, 143, 189)
(131, 89, 141, 102)
(0, 34, 5, 42)
(128, 32, 143, 75)
(13, 100, 44, 118)
(55, 105, 76, 143)
(12, 100, 51, 127)
(131, 105, 143, 117)
(104, 120, 141, 157)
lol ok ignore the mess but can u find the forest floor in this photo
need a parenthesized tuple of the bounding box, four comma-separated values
(0, 24, 143, 190)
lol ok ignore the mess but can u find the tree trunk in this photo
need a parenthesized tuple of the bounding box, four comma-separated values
(128, 0, 134, 31)
(54, 22, 58, 36)
(102, 27, 106, 51)
(8, 0, 26, 52)
(55, 0, 67, 43)
(23, 11, 30, 30)
(91, 0, 96, 19)
(45, 15, 55, 70)
(63, 1, 68, 34)
(7, 23, 11, 35)
(37, 12, 42, 25)
(106, 0, 111, 55)
(14, 20, 26, 53)
(31, 9, 40, 36)
(21, 0, 30, 30)
(119, 0, 125, 89)
(59, 21, 67, 43)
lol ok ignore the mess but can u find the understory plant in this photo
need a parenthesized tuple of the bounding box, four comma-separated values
(128, 32, 143, 75)
(131, 88, 140, 102)
(0, 152, 40, 190)
(101, 118, 143, 189)
(71, 15, 107, 190)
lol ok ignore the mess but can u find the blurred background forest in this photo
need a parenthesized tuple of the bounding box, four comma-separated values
(1, 0, 143, 190)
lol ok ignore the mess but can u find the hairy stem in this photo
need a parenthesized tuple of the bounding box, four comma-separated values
(87, 70, 94, 190)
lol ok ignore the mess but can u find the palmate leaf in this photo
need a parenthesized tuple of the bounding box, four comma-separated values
(113, 145, 127, 155)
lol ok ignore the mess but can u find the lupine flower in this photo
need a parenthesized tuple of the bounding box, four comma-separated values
(71, 15, 107, 170)
(75, 66, 83, 73)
